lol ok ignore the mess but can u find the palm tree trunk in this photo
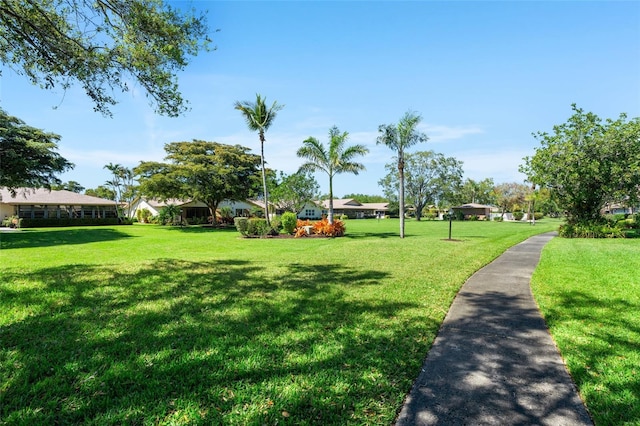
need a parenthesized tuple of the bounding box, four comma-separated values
(328, 176, 334, 224)
(399, 159, 405, 239)
(259, 132, 271, 227)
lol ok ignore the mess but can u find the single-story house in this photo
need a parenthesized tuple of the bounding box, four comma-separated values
(602, 203, 638, 216)
(129, 197, 268, 221)
(321, 199, 389, 219)
(451, 203, 493, 220)
(295, 201, 323, 220)
(1, 187, 118, 225)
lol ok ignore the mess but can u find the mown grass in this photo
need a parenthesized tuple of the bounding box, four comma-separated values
(532, 238, 640, 426)
(1, 219, 558, 425)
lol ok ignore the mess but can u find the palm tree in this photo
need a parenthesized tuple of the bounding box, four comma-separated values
(234, 94, 284, 226)
(297, 126, 369, 224)
(377, 111, 428, 238)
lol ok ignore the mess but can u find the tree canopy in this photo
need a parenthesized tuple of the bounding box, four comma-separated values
(0, 0, 211, 116)
(297, 126, 368, 224)
(269, 170, 319, 215)
(379, 150, 463, 220)
(454, 178, 496, 206)
(135, 140, 261, 223)
(521, 105, 640, 224)
(51, 180, 85, 193)
(0, 108, 73, 194)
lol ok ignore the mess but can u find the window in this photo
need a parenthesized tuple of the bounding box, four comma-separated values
(305, 209, 315, 217)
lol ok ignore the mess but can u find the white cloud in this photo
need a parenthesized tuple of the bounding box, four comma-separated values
(421, 124, 484, 143)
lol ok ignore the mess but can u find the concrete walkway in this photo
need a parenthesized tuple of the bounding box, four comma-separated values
(396, 232, 593, 425)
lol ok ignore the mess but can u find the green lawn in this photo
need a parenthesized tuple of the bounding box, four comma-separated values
(2, 219, 558, 425)
(532, 238, 640, 426)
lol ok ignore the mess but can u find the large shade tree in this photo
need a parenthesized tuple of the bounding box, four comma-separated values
(0, 0, 211, 116)
(297, 126, 369, 224)
(493, 182, 530, 218)
(234, 94, 283, 226)
(521, 105, 640, 224)
(379, 150, 463, 221)
(377, 111, 428, 237)
(454, 178, 496, 206)
(269, 170, 320, 215)
(0, 108, 73, 195)
(135, 141, 261, 224)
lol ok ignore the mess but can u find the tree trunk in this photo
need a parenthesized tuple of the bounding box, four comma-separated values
(399, 157, 405, 238)
(328, 176, 334, 224)
(259, 132, 271, 227)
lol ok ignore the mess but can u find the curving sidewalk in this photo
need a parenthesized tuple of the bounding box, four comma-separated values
(396, 232, 593, 425)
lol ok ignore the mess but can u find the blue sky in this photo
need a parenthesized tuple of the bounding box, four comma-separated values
(1, 1, 639, 197)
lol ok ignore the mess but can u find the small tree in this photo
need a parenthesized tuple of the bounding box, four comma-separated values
(297, 126, 369, 224)
(377, 111, 428, 237)
(521, 105, 640, 225)
(269, 170, 320, 214)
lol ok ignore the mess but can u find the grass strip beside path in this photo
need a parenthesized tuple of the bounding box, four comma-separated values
(532, 238, 640, 426)
(1, 219, 558, 425)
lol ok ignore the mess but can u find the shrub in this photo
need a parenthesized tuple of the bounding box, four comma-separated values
(19, 218, 121, 228)
(493, 216, 503, 222)
(533, 212, 544, 220)
(559, 221, 625, 238)
(136, 208, 152, 223)
(248, 218, 271, 237)
(234, 217, 249, 236)
(340, 214, 348, 221)
(468, 215, 479, 221)
(270, 216, 282, 233)
(281, 212, 298, 234)
(513, 211, 525, 221)
(217, 206, 234, 225)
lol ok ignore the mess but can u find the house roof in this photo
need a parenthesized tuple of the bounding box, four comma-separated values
(0, 188, 115, 206)
(452, 203, 493, 209)
(321, 199, 389, 211)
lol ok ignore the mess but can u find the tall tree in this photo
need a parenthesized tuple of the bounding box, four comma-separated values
(85, 185, 116, 200)
(51, 180, 85, 193)
(455, 178, 496, 206)
(104, 163, 136, 218)
(341, 194, 388, 203)
(0, 108, 73, 195)
(377, 111, 428, 237)
(379, 151, 463, 221)
(135, 141, 261, 224)
(493, 182, 529, 218)
(0, 0, 211, 116)
(297, 126, 369, 224)
(234, 94, 284, 226)
(521, 105, 640, 224)
(269, 170, 320, 215)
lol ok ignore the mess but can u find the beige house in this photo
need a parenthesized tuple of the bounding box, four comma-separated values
(129, 197, 268, 221)
(320, 199, 389, 219)
(451, 203, 493, 220)
(1, 187, 118, 224)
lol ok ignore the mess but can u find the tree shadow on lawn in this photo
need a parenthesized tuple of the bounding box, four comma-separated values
(540, 290, 640, 425)
(0, 228, 135, 250)
(1, 259, 437, 424)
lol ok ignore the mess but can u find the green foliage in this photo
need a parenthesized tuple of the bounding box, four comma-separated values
(269, 170, 320, 214)
(247, 218, 271, 237)
(340, 214, 348, 221)
(341, 193, 387, 203)
(0, 108, 74, 193)
(558, 221, 626, 238)
(136, 208, 152, 223)
(217, 206, 234, 225)
(0, 0, 211, 117)
(453, 178, 496, 206)
(379, 150, 463, 221)
(281, 212, 298, 234)
(104, 163, 136, 218)
(51, 180, 85, 193)
(234, 217, 249, 236)
(521, 105, 640, 224)
(533, 212, 544, 221)
(297, 126, 369, 224)
(84, 185, 116, 200)
(19, 218, 122, 228)
(493, 182, 529, 217)
(157, 204, 180, 226)
(513, 211, 525, 221)
(136, 141, 261, 224)
(1, 215, 21, 228)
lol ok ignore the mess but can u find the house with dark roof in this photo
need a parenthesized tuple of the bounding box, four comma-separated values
(320, 199, 389, 219)
(451, 203, 493, 220)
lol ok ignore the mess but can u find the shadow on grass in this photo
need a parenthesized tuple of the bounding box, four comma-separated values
(1, 259, 436, 424)
(0, 228, 134, 250)
(540, 290, 640, 425)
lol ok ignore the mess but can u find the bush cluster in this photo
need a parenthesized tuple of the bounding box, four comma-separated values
(234, 217, 279, 237)
(293, 218, 345, 238)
